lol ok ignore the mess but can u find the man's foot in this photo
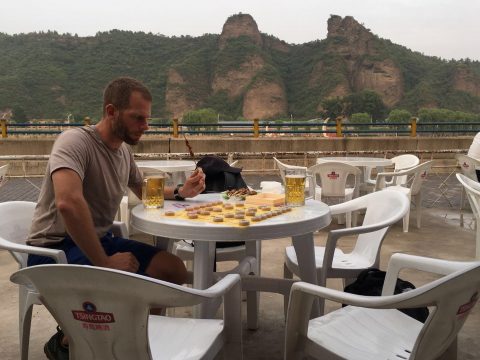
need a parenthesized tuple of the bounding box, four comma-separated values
(44, 326, 69, 360)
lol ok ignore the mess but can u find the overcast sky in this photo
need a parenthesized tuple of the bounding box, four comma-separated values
(1, 0, 479, 60)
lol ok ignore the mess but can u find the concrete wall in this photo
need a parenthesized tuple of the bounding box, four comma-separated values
(0, 135, 473, 176)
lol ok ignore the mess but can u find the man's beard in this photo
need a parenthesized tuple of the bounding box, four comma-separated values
(112, 114, 141, 145)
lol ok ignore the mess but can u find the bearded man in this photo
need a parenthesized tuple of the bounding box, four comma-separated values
(27, 77, 205, 359)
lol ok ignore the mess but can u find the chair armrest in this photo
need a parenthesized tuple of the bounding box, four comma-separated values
(111, 221, 128, 238)
(202, 274, 242, 298)
(382, 253, 477, 295)
(0, 238, 67, 263)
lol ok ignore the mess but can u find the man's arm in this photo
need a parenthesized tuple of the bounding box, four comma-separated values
(52, 168, 139, 272)
(129, 168, 206, 201)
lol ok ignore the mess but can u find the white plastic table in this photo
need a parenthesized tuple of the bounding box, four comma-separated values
(317, 156, 393, 184)
(131, 193, 331, 320)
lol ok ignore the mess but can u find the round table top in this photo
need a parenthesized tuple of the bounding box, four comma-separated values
(131, 193, 331, 242)
(316, 156, 392, 167)
(135, 160, 196, 172)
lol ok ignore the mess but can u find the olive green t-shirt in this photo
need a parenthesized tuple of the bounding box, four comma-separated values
(28, 126, 142, 246)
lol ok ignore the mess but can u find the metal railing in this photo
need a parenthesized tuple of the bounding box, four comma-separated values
(1, 118, 479, 138)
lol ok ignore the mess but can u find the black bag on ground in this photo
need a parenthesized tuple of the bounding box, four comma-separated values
(344, 268, 429, 323)
(197, 156, 247, 252)
(197, 155, 247, 193)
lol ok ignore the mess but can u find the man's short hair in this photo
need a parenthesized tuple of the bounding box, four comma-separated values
(103, 77, 152, 114)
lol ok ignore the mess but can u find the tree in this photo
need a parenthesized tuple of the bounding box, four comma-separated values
(320, 97, 344, 119)
(182, 108, 218, 133)
(349, 113, 371, 123)
(344, 90, 387, 121)
(11, 106, 27, 123)
(387, 109, 411, 123)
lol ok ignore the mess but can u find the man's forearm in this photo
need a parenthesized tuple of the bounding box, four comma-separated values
(58, 196, 109, 266)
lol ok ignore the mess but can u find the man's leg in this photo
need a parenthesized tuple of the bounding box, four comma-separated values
(144, 251, 188, 285)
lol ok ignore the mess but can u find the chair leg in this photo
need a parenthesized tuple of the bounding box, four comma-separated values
(460, 188, 465, 227)
(283, 264, 294, 318)
(403, 211, 410, 233)
(415, 193, 423, 229)
(19, 289, 37, 360)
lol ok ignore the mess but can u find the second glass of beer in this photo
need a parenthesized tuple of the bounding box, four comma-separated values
(285, 168, 308, 207)
(142, 174, 165, 209)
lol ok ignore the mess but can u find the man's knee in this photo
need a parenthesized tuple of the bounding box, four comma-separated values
(146, 252, 187, 285)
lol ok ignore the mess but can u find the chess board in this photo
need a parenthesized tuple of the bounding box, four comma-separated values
(162, 201, 293, 227)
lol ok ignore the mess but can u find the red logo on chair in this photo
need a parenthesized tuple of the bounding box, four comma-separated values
(462, 162, 470, 169)
(327, 171, 339, 180)
(457, 292, 479, 316)
(72, 301, 116, 323)
(420, 171, 428, 179)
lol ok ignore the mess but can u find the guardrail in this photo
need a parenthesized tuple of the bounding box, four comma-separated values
(1, 117, 479, 138)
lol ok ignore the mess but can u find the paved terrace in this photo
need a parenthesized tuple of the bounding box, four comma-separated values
(0, 173, 478, 359)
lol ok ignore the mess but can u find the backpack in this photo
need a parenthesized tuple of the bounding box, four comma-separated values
(344, 268, 429, 323)
(197, 156, 247, 193)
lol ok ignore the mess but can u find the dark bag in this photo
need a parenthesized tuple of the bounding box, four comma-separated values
(197, 156, 247, 193)
(344, 268, 429, 323)
(196, 156, 247, 255)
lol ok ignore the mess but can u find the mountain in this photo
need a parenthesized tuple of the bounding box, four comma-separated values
(0, 13, 479, 121)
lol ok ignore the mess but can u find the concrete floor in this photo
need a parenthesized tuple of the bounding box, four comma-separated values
(0, 207, 479, 359)
(0, 173, 479, 359)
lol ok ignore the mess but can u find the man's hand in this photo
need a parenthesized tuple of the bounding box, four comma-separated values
(103, 252, 139, 272)
(179, 168, 206, 198)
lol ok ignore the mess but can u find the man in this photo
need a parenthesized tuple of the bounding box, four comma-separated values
(27, 77, 205, 359)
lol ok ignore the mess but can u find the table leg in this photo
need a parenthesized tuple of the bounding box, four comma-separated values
(193, 241, 216, 318)
(153, 236, 174, 252)
(245, 241, 260, 330)
(292, 233, 320, 317)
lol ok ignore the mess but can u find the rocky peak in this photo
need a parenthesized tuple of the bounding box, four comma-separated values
(327, 15, 375, 56)
(219, 13, 262, 50)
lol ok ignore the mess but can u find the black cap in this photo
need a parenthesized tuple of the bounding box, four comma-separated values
(197, 156, 242, 176)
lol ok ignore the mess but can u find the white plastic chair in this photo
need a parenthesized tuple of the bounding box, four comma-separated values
(11, 264, 243, 360)
(364, 154, 420, 189)
(456, 154, 480, 226)
(273, 157, 307, 185)
(0, 163, 9, 187)
(375, 160, 434, 233)
(0, 201, 127, 360)
(284, 190, 409, 314)
(456, 173, 480, 259)
(285, 253, 480, 360)
(307, 162, 362, 227)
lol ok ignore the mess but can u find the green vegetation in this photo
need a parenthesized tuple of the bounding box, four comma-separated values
(0, 24, 479, 122)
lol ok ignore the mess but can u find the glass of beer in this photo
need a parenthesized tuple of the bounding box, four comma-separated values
(142, 174, 165, 209)
(285, 168, 310, 207)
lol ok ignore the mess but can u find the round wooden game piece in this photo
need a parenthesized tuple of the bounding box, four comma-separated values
(251, 216, 261, 222)
(239, 219, 250, 226)
(205, 207, 213, 211)
(246, 211, 256, 217)
(234, 213, 245, 219)
(164, 210, 175, 216)
(262, 206, 271, 211)
(214, 201, 223, 205)
(247, 207, 256, 212)
(212, 216, 224, 222)
(260, 214, 268, 220)
(235, 202, 245, 207)
(185, 207, 195, 212)
(212, 207, 222, 212)
(187, 213, 198, 219)
(224, 213, 234, 218)
(200, 210, 210, 215)
(223, 203, 234, 210)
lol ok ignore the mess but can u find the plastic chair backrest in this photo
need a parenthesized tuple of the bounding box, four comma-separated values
(11, 265, 218, 360)
(273, 157, 306, 185)
(0, 201, 36, 267)
(336, 190, 409, 263)
(391, 154, 420, 185)
(456, 173, 480, 220)
(308, 162, 361, 197)
(408, 263, 480, 359)
(456, 154, 480, 181)
(407, 161, 433, 196)
(0, 164, 8, 187)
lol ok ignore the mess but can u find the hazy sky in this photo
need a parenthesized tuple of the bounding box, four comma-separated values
(1, 0, 479, 60)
